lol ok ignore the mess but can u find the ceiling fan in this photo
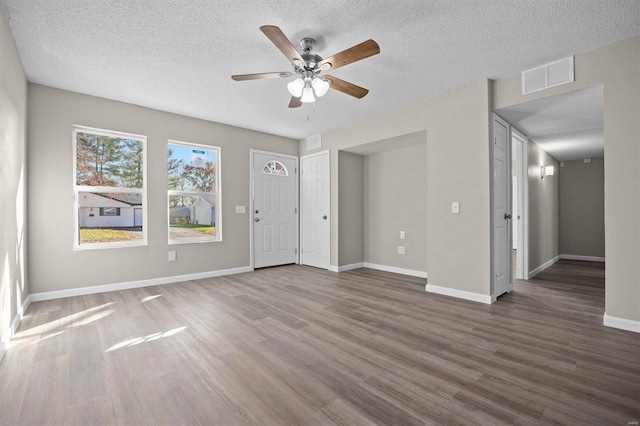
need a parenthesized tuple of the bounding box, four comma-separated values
(232, 25, 380, 108)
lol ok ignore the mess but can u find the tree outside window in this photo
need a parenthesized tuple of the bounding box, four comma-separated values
(167, 141, 220, 244)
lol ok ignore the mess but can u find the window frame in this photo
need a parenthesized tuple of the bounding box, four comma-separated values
(72, 125, 148, 250)
(167, 139, 221, 245)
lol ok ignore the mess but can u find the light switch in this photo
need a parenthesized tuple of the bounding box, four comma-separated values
(452, 202, 460, 214)
(400, 231, 405, 240)
(235, 205, 246, 214)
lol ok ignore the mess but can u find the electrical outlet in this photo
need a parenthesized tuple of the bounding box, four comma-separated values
(400, 231, 405, 240)
(168, 251, 176, 262)
(397, 246, 405, 255)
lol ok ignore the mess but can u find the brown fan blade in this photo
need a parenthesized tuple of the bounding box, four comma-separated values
(260, 25, 306, 67)
(232, 72, 293, 81)
(324, 75, 369, 99)
(318, 39, 379, 72)
(288, 96, 302, 108)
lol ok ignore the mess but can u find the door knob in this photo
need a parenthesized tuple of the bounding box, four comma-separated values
(322, 215, 327, 220)
(255, 209, 259, 214)
(255, 218, 260, 222)
(504, 213, 512, 220)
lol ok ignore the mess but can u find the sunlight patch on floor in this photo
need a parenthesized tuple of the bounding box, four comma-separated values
(105, 326, 188, 352)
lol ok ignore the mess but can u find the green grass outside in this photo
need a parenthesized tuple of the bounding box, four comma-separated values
(80, 228, 141, 243)
(170, 224, 216, 236)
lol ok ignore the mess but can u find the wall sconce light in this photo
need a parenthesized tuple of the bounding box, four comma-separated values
(541, 165, 555, 179)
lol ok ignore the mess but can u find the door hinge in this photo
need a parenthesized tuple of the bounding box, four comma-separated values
(294, 207, 297, 214)
(295, 167, 297, 174)
(295, 248, 298, 254)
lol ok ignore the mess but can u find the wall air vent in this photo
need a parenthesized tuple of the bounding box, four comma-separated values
(522, 56, 574, 95)
(306, 133, 321, 151)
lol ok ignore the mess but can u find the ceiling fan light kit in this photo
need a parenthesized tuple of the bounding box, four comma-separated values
(231, 25, 380, 108)
(300, 85, 316, 103)
(312, 78, 330, 97)
(287, 78, 304, 97)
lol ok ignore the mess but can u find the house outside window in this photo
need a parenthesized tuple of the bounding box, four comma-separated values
(73, 126, 147, 249)
(167, 140, 221, 244)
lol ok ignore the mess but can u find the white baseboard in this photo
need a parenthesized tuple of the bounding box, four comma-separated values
(30, 266, 253, 302)
(603, 313, 640, 333)
(364, 262, 428, 279)
(329, 262, 365, 272)
(425, 284, 492, 304)
(560, 254, 605, 262)
(1, 294, 32, 357)
(529, 255, 560, 278)
(329, 262, 427, 279)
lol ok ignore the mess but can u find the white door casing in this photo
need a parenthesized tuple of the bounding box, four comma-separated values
(300, 151, 330, 269)
(493, 114, 511, 298)
(251, 151, 298, 268)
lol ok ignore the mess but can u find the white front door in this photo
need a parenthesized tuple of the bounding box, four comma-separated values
(301, 151, 330, 269)
(252, 151, 298, 268)
(493, 115, 511, 298)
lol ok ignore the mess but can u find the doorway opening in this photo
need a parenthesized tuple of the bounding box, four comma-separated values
(494, 84, 605, 303)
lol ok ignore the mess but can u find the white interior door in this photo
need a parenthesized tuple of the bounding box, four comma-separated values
(493, 115, 511, 297)
(512, 132, 527, 280)
(301, 151, 330, 269)
(252, 152, 298, 268)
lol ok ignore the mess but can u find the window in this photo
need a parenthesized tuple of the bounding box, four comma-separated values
(167, 141, 220, 244)
(73, 126, 146, 249)
(263, 160, 288, 176)
(100, 207, 121, 216)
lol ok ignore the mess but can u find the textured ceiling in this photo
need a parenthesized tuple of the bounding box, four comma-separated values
(496, 85, 603, 162)
(2, 1, 639, 140)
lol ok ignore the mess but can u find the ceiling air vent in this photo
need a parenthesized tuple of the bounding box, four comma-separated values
(306, 133, 321, 151)
(522, 56, 574, 95)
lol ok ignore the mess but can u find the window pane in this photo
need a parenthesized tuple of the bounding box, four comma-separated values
(169, 194, 216, 242)
(78, 191, 143, 245)
(100, 207, 120, 216)
(76, 132, 144, 188)
(168, 144, 217, 192)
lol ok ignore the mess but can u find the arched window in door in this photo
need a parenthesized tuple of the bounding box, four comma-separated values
(262, 160, 288, 176)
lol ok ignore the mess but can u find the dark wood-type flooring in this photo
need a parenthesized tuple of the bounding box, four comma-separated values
(1, 260, 638, 425)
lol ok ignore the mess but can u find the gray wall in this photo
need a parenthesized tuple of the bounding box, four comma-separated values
(27, 84, 297, 294)
(300, 80, 491, 297)
(364, 144, 427, 272)
(560, 158, 605, 258)
(0, 6, 28, 349)
(337, 151, 364, 266)
(527, 142, 560, 272)
(494, 35, 640, 322)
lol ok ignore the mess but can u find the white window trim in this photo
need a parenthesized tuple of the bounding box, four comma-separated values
(167, 140, 222, 245)
(73, 125, 148, 250)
